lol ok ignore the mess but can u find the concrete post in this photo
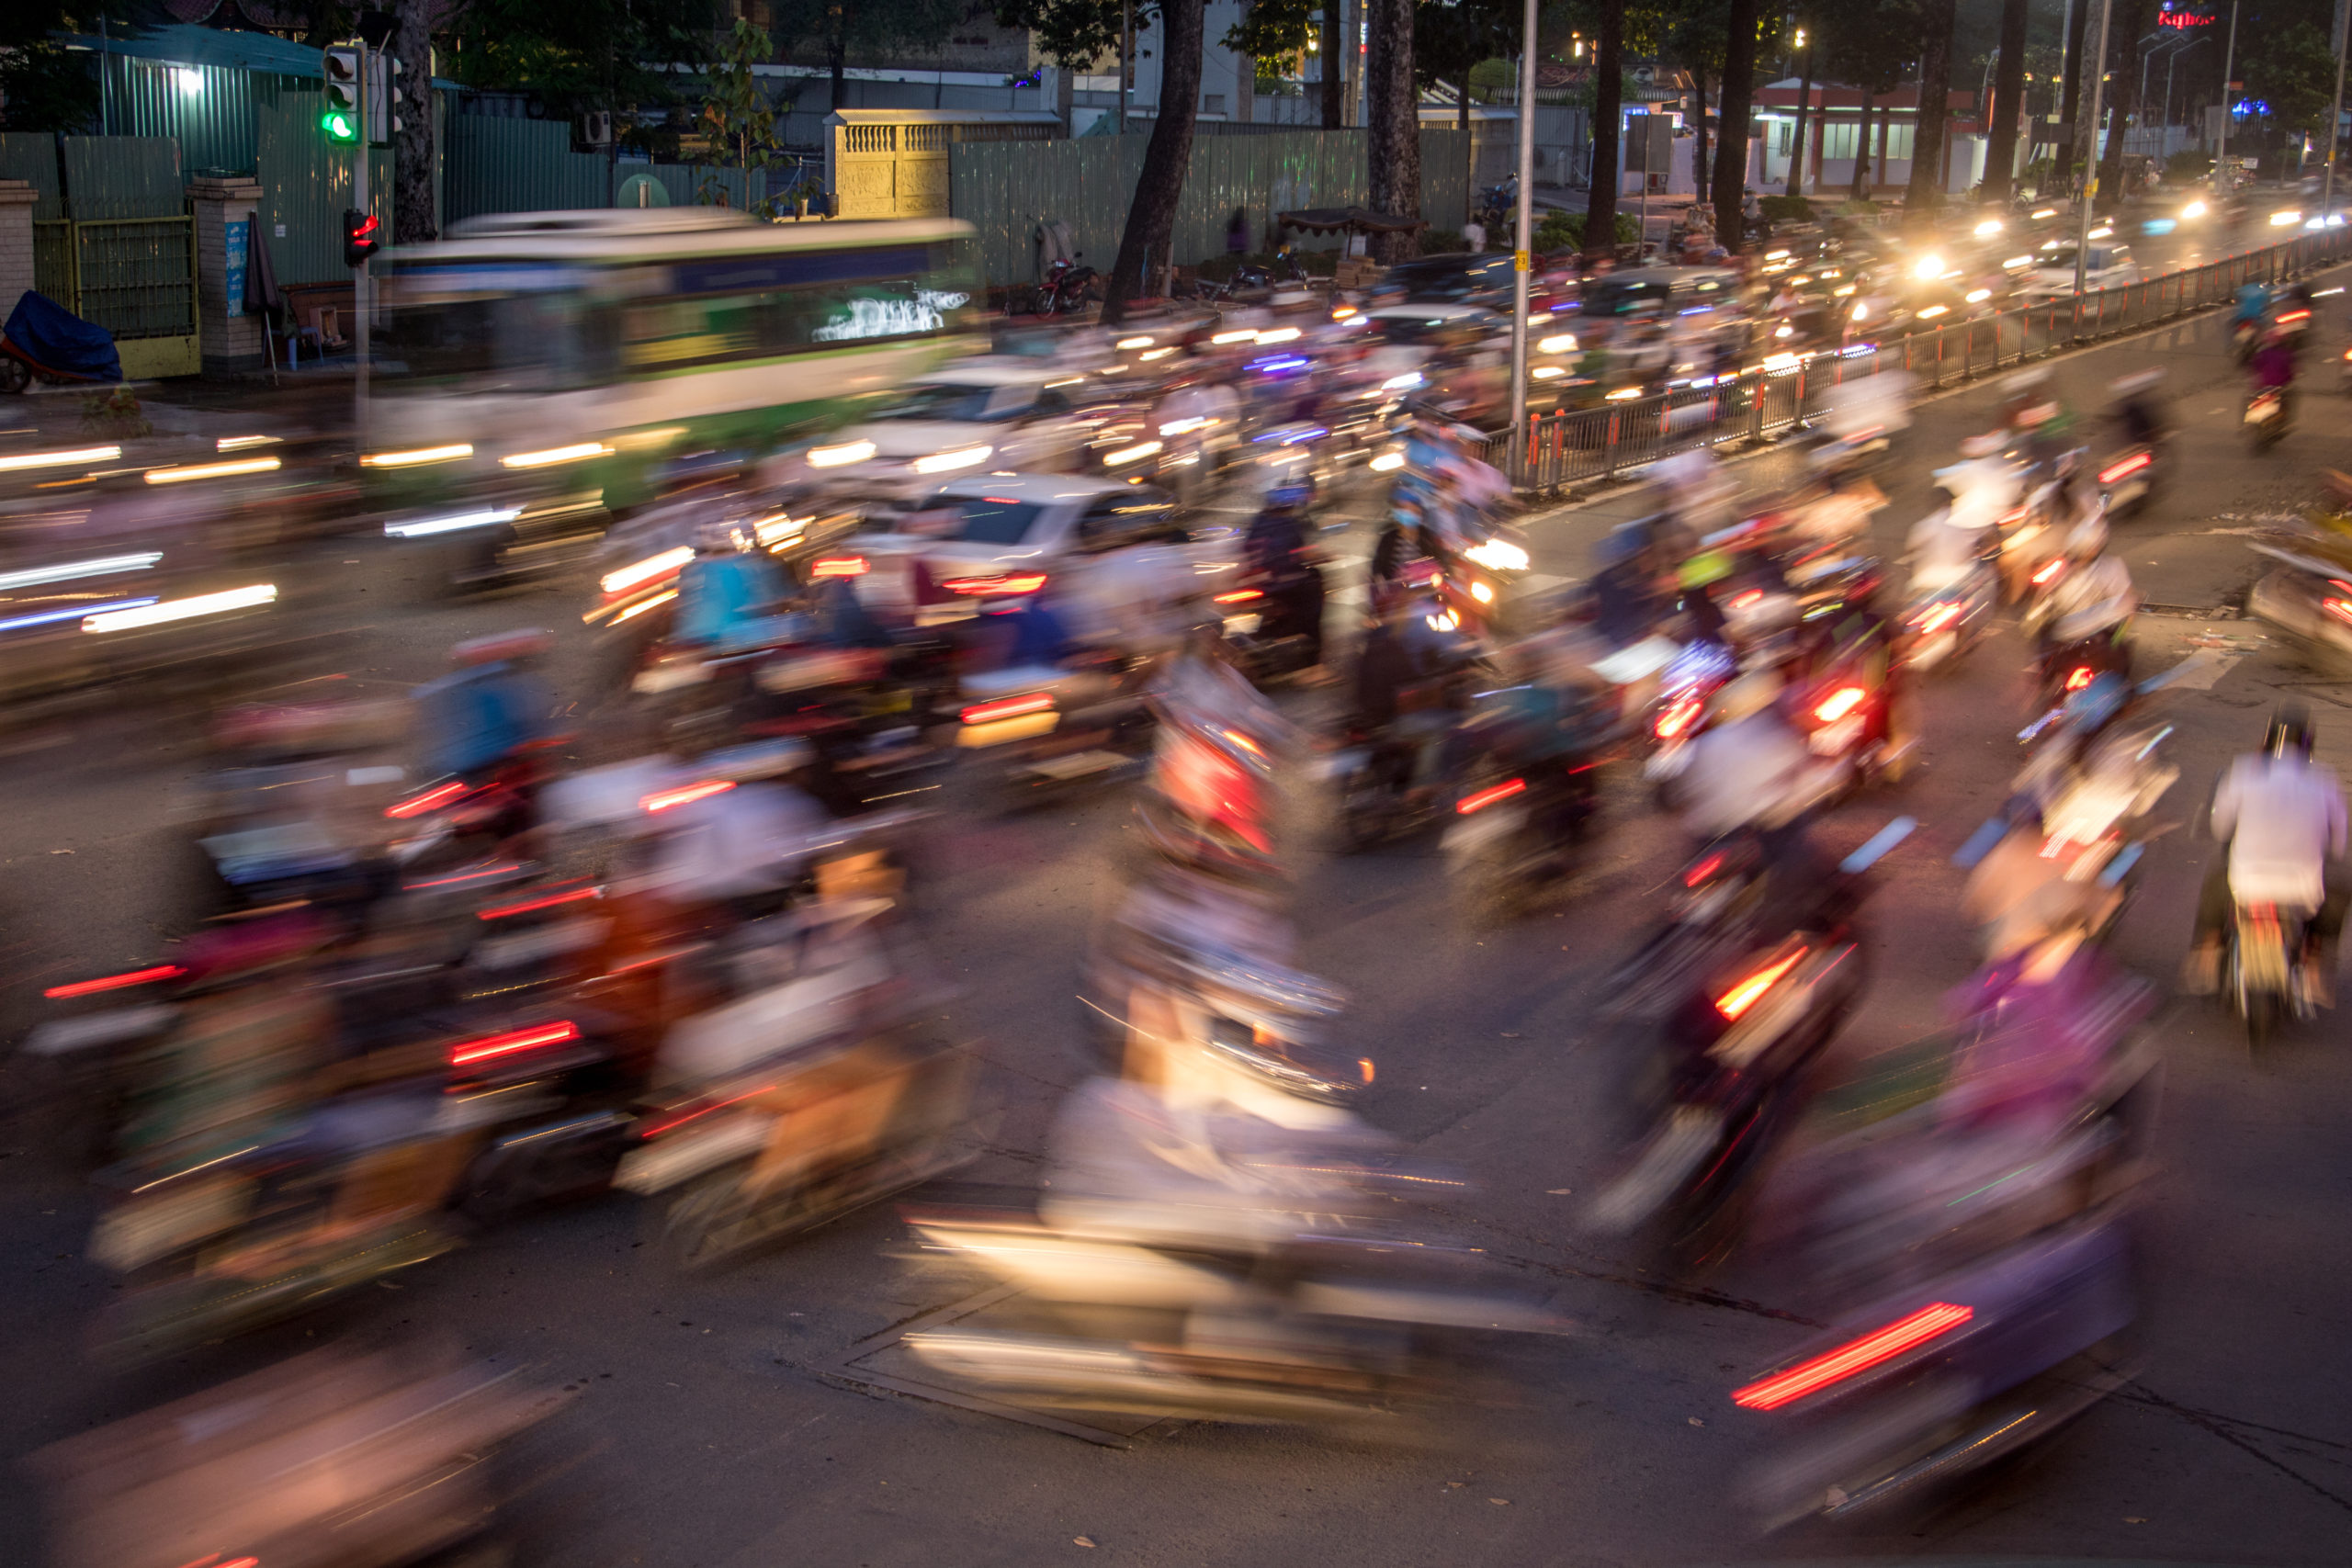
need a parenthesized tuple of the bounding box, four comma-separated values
(0, 181, 36, 310)
(187, 175, 266, 376)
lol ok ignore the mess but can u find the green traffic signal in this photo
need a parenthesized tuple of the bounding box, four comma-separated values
(322, 108, 358, 143)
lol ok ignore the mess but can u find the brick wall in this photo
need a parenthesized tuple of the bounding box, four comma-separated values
(0, 181, 35, 312)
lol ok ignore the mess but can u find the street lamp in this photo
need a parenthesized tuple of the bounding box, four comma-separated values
(1509, 0, 1537, 470)
(2162, 36, 2211, 149)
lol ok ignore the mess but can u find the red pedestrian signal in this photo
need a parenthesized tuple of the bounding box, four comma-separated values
(344, 208, 380, 268)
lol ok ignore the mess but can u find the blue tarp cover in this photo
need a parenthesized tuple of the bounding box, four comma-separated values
(3, 291, 122, 382)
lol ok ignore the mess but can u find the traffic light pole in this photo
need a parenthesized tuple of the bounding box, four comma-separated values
(353, 39, 370, 439)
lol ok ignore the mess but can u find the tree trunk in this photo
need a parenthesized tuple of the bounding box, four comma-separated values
(1851, 95, 1873, 200)
(1787, 43, 1813, 198)
(1711, 0, 1757, 247)
(1101, 0, 1204, 322)
(2058, 0, 2088, 187)
(830, 29, 847, 113)
(390, 0, 436, 243)
(1365, 0, 1420, 260)
(1321, 1, 1345, 129)
(2097, 0, 2154, 210)
(1691, 62, 1711, 210)
(1982, 0, 2029, 202)
(1581, 0, 1623, 263)
(1905, 0, 1956, 223)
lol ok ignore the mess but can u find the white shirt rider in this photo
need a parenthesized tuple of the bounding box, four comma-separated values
(2212, 750, 2348, 909)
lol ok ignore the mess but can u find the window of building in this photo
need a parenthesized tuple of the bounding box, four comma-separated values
(1202, 94, 1226, 114)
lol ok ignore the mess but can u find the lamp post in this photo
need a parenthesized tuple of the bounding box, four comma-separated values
(2325, 0, 2350, 214)
(1509, 0, 1537, 469)
(2074, 0, 2114, 298)
(2163, 36, 2211, 143)
(2214, 0, 2241, 197)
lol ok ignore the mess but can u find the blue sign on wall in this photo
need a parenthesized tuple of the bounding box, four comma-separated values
(224, 217, 249, 319)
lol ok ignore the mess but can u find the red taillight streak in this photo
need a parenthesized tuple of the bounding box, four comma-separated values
(1457, 778, 1527, 815)
(448, 1020, 581, 1067)
(2324, 597, 2352, 625)
(1813, 685, 1868, 724)
(944, 572, 1047, 596)
(479, 885, 602, 920)
(2279, 309, 2312, 323)
(2064, 665, 2097, 692)
(641, 1084, 772, 1139)
(406, 862, 526, 890)
(962, 693, 1054, 724)
(2030, 558, 2067, 586)
(1728, 589, 1764, 611)
(1215, 589, 1263, 604)
(45, 964, 185, 999)
(810, 557, 869, 578)
(641, 779, 735, 813)
(1683, 852, 1725, 887)
(1913, 602, 1962, 635)
(1714, 948, 1806, 1021)
(385, 779, 469, 819)
(1656, 694, 1703, 739)
(2098, 452, 2153, 484)
(1732, 1303, 1976, 1410)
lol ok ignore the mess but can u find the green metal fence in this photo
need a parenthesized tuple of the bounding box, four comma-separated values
(948, 128, 1473, 289)
(0, 132, 65, 219)
(444, 115, 609, 224)
(439, 112, 806, 223)
(61, 136, 185, 219)
(256, 91, 392, 286)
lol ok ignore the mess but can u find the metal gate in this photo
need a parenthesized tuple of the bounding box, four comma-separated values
(25, 137, 200, 380)
(32, 217, 199, 378)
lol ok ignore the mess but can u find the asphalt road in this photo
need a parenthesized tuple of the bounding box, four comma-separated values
(5, 281, 2352, 1568)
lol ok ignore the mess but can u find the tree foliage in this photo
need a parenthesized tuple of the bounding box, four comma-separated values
(772, 0, 964, 107)
(994, 0, 1150, 67)
(697, 18, 786, 213)
(449, 0, 718, 120)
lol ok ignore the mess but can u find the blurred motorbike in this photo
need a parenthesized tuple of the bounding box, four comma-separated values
(1586, 818, 1913, 1262)
(33, 1340, 562, 1568)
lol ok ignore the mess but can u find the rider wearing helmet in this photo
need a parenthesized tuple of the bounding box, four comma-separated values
(2182, 705, 2349, 1004)
(1244, 481, 1328, 666)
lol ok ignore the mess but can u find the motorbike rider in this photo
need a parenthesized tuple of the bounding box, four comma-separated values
(2034, 513, 2137, 692)
(2248, 320, 2299, 418)
(413, 629, 555, 788)
(674, 521, 788, 646)
(1668, 671, 1823, 878)
(1242, 481, 1328, 668)
(2181, 705, 2349, 1005)
(2107, 369, 2167, 452)
(1589, 521, 1668, 648)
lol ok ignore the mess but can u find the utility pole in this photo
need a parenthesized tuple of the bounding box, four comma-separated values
(2326, 0, 2349, 214)
(1509, 0, 1535, 470)
(2074, 0, 2112, 298)
(354, 37, 370, 434)
(2214, 0, 2239, 198)
(1118, 0, 1132, 134)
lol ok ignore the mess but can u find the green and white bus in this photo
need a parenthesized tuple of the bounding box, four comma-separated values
(367, 208, 979, 505)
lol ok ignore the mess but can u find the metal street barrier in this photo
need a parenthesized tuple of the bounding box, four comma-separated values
(1487, 223, 2352, 490)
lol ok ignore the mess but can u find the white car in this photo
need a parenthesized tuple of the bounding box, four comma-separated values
(843, 473, 1245, 641)
(2018, 243, 2140, 299)
(807, 360, 1090, 502)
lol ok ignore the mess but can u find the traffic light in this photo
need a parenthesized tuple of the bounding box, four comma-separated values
(366, 52, 403, 141)
(344, 207, 379, 268)
(322, 44, 361, 143)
